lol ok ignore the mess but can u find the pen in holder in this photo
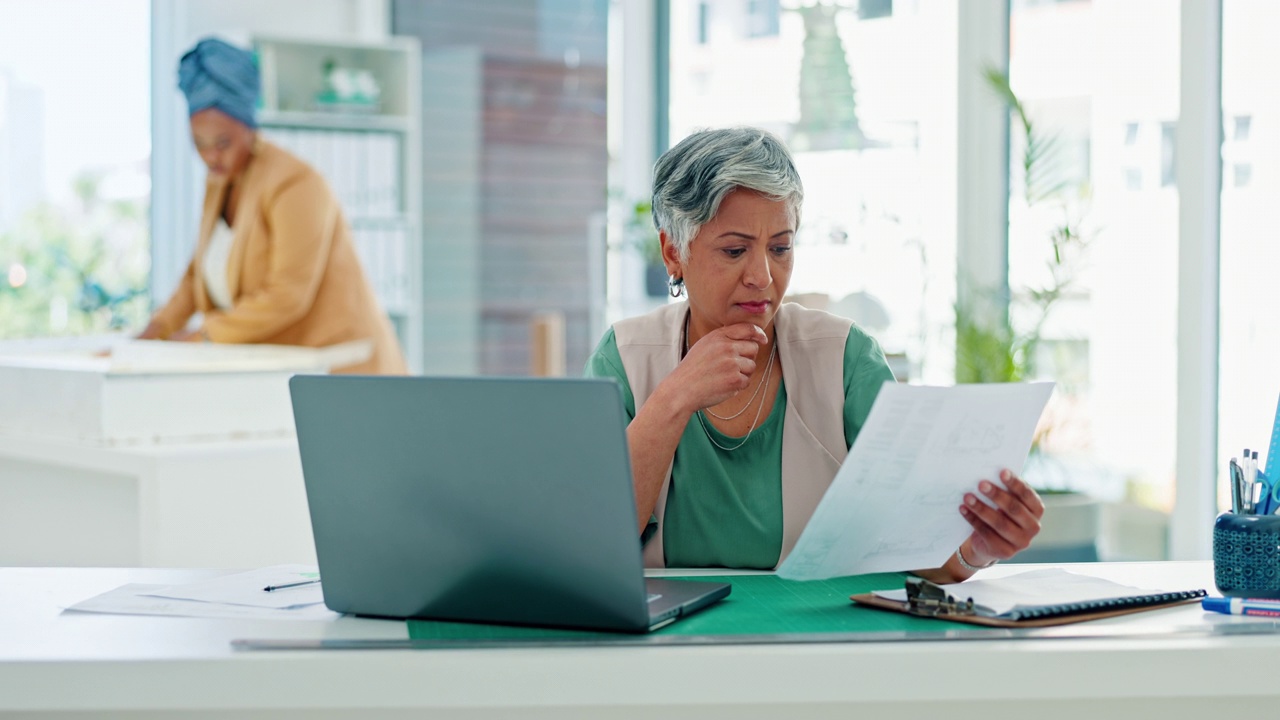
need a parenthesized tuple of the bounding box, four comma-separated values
(1216, 402, 1280, 597)
(1213, 512, 1280, 599)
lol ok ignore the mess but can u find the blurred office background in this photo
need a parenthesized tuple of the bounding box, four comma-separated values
(0, 0, 1271, 565)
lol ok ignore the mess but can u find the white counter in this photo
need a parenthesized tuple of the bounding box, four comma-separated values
(0, 336, 368, 445)
(0, 337, 368, 567)
(1, 562, 1277, 719)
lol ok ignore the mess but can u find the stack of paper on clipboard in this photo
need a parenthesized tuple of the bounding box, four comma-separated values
(855, 568, 1206, 627)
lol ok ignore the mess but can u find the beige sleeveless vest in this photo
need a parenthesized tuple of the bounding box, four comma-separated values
(613, 301, 854, 568)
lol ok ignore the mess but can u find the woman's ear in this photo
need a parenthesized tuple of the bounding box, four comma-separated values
(660, 230, 682, 276)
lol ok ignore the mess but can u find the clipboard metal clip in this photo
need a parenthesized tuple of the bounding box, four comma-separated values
(905, 577, 978, 617)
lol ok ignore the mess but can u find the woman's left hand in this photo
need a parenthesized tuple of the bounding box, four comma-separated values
(959, 469, 1044, 566)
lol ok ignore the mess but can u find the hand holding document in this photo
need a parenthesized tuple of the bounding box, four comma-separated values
(777, 382, 1054, 580)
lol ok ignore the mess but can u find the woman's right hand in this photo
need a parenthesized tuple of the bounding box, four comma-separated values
(666, 322, 769, 413)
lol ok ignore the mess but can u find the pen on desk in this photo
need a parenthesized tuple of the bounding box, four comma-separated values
(263, 579, 321, 592)
(1202, 597, 1280, 617)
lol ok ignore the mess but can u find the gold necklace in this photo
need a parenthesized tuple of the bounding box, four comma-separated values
(695, 391, 772, 452)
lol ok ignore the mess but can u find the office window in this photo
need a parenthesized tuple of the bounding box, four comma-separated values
(1008, 0, 1180, 550)
(1122, 167, 1142, 191)
(1160, 121, 1176, 188)
(858, 0, 893, 21)
(1220, 3, 1279, 511)
(746, 0, 781, 38)
(1232, 164, 1252, 188)
(1120, 121, 1141, 190)
(393, 0, 608, 376)
(0, 0, 150, 338)
(1123, 121, 1139, 145)
(668, 0, 958, 384)
(1233, 114, 1251, 141)
(1222, 114, 1252, 191)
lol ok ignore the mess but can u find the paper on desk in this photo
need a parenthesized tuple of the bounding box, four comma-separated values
(872, 569, 1170, 617)
(65, 583, 339, 621)
(142, 565, 324, 609)
(776, 382, 1054, 580)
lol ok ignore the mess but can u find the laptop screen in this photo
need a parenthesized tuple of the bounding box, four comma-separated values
(290, 375, 654, 631)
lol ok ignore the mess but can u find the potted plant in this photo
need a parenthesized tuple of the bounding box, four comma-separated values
(956, 69, 1104, 563)
(957, 69, 1091, 384)
(626, 200, 669, 298)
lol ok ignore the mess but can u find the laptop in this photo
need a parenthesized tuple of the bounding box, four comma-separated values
(289, 375, 730, 633)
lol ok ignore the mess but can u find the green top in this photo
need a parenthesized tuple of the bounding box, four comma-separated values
(584, 324, 894, 569)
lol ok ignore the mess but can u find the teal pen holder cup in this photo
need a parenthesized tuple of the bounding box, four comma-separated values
(1213, 512, 1280, 598)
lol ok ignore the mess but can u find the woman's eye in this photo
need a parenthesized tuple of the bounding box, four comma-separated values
(723, 248, 745, 259)
(771, 245, 793, 256)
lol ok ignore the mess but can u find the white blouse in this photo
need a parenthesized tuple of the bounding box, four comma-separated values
(202, 219, 236, 311)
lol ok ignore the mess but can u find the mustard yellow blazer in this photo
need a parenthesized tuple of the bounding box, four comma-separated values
(151, 139, 406, 375)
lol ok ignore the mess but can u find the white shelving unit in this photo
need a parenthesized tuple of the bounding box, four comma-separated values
(253, 35, 423, 372)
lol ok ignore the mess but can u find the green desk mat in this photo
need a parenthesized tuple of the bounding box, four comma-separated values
(407, 573, 963, 639)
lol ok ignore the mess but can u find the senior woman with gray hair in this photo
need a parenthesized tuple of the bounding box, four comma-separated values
(586, 127, 1043, 581)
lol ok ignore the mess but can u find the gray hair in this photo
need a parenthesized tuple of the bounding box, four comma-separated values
(651, 127, 804, 266)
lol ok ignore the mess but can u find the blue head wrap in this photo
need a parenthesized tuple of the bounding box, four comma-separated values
(178, 38, 259, 129)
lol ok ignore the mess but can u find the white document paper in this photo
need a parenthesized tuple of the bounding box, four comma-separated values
(776, 382, 1054, 580)
(872, 569, 1170, 617)
(66, 584, 339, 621)
(142, 565, 324, 609)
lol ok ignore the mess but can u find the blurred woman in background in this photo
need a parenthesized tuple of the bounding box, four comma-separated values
(139, 37, 405, 374)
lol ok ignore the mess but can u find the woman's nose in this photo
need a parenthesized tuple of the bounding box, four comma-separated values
(743, 250, 772, 288)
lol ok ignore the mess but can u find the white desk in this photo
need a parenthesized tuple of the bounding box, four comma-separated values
(2, 562, 1278, 719)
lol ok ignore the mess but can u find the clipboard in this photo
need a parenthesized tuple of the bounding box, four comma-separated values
(850, 576, 1208, 628)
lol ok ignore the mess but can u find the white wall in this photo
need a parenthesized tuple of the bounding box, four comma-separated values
(149, 0, 390, 307)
